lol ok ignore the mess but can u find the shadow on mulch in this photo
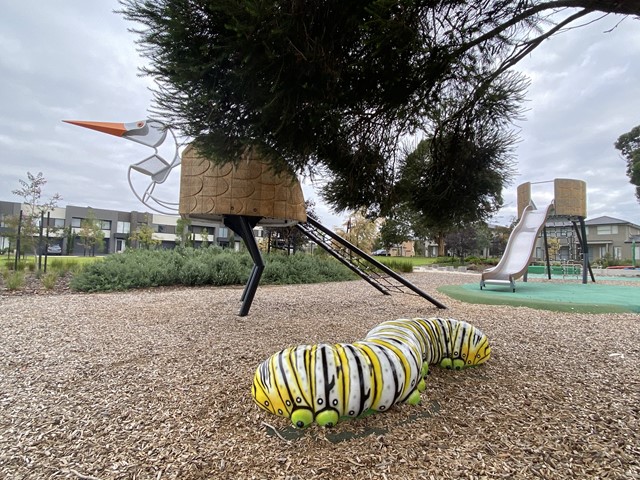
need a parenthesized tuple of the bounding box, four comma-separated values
(264, 400, 441, 443)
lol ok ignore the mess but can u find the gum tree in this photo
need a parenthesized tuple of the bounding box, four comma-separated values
(615, 125, 640, 202)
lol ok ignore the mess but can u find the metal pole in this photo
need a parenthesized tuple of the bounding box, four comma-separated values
(575, 218, 594, 283)
(14, 210, 22, 271)
(543, 226, 551, 279)
(38, 212, 44, 271)
(44, 212, 50, 272)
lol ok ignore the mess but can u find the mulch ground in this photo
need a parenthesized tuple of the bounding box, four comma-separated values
(1, 272, 639, 479)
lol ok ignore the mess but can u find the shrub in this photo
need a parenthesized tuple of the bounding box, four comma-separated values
(376, 258, 414, 273)
(6, 271, 25, 291)
(48, 258, 85, 274)
(70, 248, 355, 292)
(42, 271, 58, 290)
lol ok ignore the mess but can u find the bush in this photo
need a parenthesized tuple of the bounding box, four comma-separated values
(70, 248, 356, 292)
(5, 271, 25, 291)
(48, 258, 86, 274)
(376, 258, 414, 273)
(42, 271, 58, 290)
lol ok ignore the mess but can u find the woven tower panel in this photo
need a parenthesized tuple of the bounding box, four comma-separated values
(516, 182, 531, 220)
(554, 179, 587, 217)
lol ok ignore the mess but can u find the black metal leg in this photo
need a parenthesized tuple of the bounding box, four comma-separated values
(224, 215, 264, 316)
(241, 265, 259, 302)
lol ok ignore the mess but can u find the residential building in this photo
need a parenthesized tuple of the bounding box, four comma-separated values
(584, 216, 640, 262)
(531, 215, 640, 263)
(0, 200, 240, 255)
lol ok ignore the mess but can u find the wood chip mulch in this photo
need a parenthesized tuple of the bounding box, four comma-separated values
(1, 272, 639, 479)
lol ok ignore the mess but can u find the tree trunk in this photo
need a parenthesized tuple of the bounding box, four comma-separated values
(437, 234, 446, 257)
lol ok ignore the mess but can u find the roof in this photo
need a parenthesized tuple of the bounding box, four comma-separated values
(585, 215, 640, 228)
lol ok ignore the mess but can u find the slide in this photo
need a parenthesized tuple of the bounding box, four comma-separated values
(480, 202, 554, 292)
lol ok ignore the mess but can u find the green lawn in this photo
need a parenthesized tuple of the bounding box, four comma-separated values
(1, 255, 103, 272)
(373, 256, 456, 266)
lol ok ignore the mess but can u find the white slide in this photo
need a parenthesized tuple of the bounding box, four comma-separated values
(480, 202, 554, 292)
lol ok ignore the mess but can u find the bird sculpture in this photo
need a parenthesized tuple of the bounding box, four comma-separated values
(65, 118, 306, 316)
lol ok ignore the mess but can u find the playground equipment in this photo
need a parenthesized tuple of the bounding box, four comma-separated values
(481, 179, 594, 291)
(65, 118, 446, 315)
(252, 317, 490, 428)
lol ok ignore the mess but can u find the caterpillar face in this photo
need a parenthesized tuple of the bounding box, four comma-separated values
(252, 317, 491, 428)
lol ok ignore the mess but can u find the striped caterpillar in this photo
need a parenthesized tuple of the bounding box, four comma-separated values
(252, 317, 491, 428)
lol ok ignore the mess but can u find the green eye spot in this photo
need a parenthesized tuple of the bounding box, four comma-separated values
(291, 409, 314, 429)
(440, 358, 453, 369)
(453, 359, 465, 370)
(316, 410, 339, 428)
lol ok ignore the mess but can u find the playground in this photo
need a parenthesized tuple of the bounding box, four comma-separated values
(1, 271, 638, 479)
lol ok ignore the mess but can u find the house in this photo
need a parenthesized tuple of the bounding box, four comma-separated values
(531, 215, 640, 263)
(584, 216, 640, 262)
(0, 200, 239, 255)
(389, 240, 416, 257)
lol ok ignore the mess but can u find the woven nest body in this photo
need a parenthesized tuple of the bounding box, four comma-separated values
(179, 145, 307, 226)
(1, 272, 639, 479)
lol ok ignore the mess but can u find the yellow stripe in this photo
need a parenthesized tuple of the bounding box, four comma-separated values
(353, 342, 382, 408)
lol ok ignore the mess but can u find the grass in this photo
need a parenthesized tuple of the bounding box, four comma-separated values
(373, 256, 481, 271)
(372, 256, 438, 266)
(0, 255, 102, 272)
(5, 271, 25, 290)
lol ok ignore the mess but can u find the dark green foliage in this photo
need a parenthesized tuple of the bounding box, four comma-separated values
(614, 125, 640, 202)
(70, 248, 355, 292)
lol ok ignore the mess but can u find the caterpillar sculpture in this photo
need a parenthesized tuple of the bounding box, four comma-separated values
(252, 317, 491, 428)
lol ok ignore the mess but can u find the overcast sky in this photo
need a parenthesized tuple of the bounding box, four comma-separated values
(1, 1, 639, 230)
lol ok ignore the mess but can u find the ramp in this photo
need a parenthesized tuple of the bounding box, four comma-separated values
(297, 217, 446, 309)
(481, 202, 554, 292)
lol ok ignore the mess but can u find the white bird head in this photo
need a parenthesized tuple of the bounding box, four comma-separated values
(64, 118, 181, 214)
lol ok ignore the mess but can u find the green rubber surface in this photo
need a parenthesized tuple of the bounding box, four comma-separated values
(438, 281, 640, 313)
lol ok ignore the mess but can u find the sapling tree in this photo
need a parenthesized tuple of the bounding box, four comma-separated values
(11, 172, 62, 264)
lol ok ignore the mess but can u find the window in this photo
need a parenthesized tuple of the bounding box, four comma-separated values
(100, 220, 112, 231)
(117, 221, 130, 234)
(596, 225, 618, 235)
(613, 247, 622, 260)
(53, 218, 65, 228)
(71, 217, 82, 228)
(218, 227, 228, 238)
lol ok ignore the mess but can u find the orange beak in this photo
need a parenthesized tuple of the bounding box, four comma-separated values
(63, 120, 128, 137)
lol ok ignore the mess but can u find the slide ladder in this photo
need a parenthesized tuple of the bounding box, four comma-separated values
(296, 217, 446, 309)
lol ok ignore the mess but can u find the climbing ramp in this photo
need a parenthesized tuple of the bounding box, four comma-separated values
(297, 217, 447, 309)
